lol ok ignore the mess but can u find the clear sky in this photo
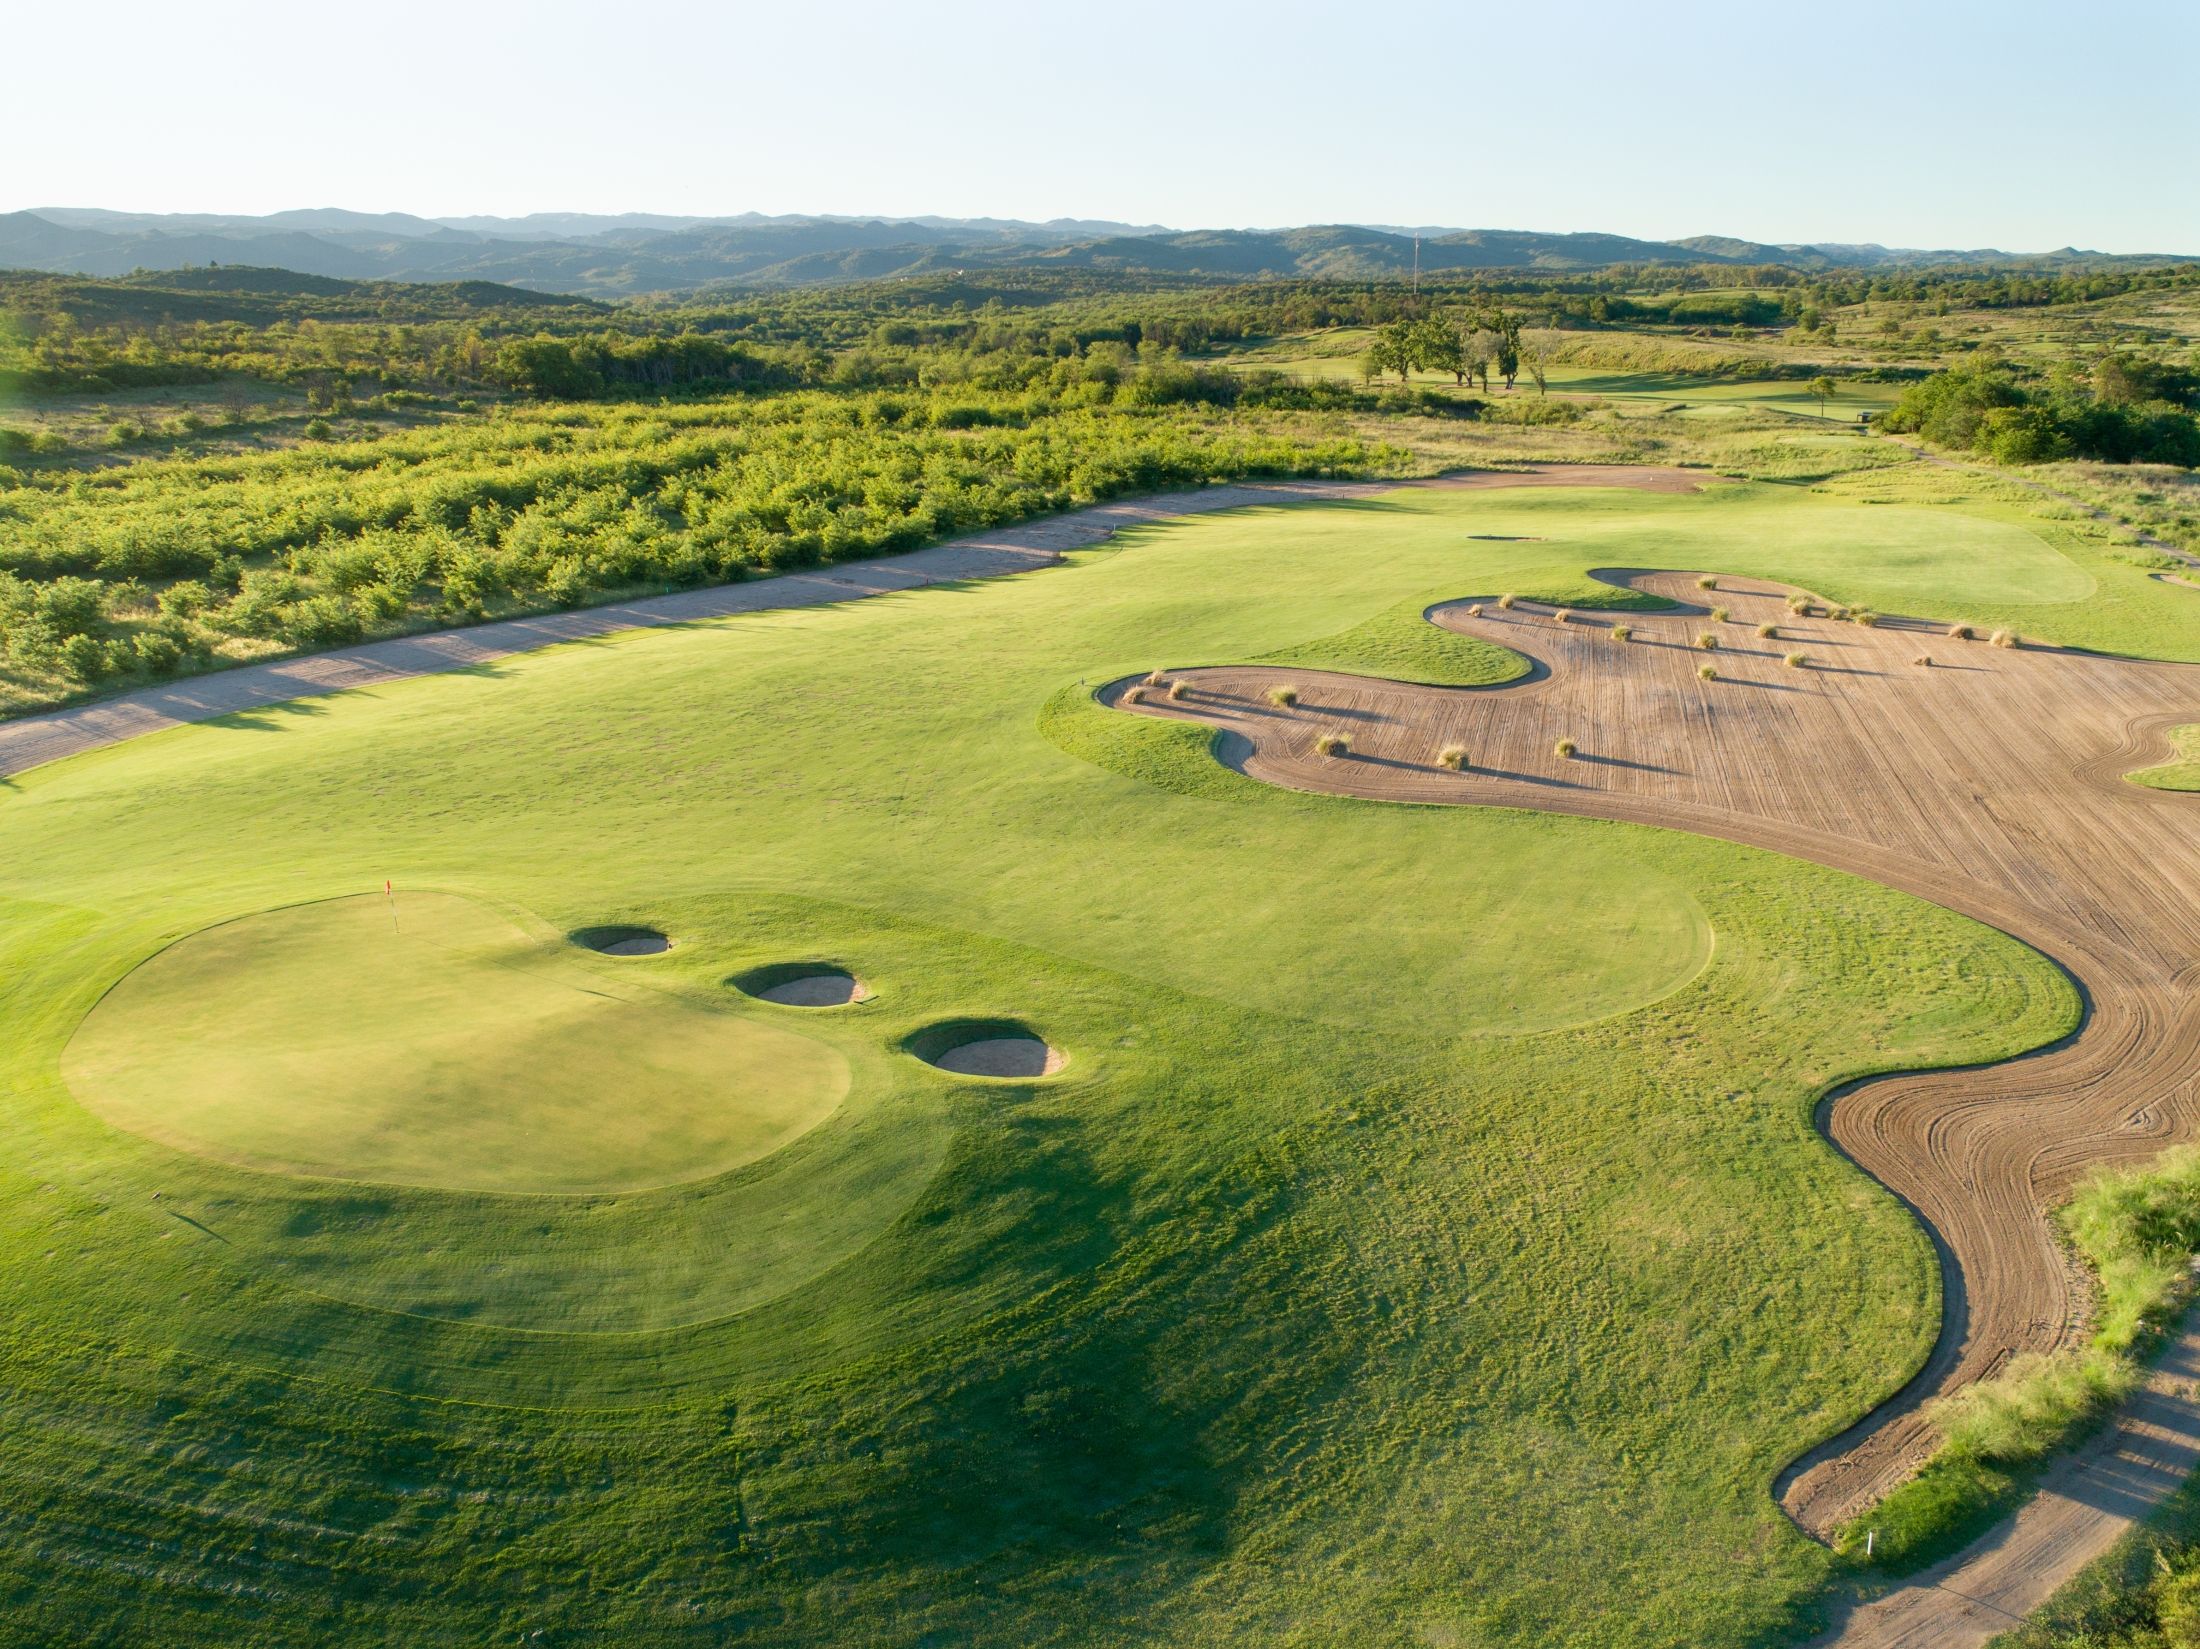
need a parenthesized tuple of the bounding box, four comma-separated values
(13, 0, 2198, 252)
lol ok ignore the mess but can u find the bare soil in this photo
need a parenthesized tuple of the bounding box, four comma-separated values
(929, 1038, 1065, 1078)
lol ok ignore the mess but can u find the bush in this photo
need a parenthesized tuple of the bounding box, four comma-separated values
(1786, 652, 1807, 669)
(1757, 623, 1778, 638)
(1267, 684, 1299, 707)
(1698, 663, 1718, 681)
(1610, 624, 1632, 642)
(1697, 632, 1719, 651)
(1554, 736, 1577, 758)
(1438, 745, 1468, 771)
(302, 417, 335, 442)
(1710, 605, 1730, 623)
(1697, 576, 1718, 590)
(1314, 731, 1349, 757)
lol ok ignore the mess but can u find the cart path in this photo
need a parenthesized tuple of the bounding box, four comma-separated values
(1110, 574, 2200, 1640)
(0, 465, 1713, 783)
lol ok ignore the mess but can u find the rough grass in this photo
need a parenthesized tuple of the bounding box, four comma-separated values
(1254, 591, 1526, 687)
(0, 479, 2117, 1648)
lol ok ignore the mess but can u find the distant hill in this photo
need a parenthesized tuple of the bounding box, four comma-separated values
(0, 263, 604, 327)
(0, 209, 2186, 295)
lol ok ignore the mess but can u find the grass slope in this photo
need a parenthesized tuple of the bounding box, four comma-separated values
(0, 476, 2157, 1646)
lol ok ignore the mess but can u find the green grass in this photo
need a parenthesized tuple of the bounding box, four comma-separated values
(0, 476, 2157, 1646)
(63, 891, 851, 1194)
(2129, 724, 2200, 791)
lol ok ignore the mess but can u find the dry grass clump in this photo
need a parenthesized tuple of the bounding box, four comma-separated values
(1145, 668, 1167, 685)
(1786, 593, 1812, 614)
(1827, 604, 1852, 623)
(1167, 679, 1190, 701)
(1697, 576, 1718, 590)
(1497, 593, 1518, 610)
(1710, 605, 1731, 623)
(1914, 654, 1933, 668)
(1267, 684, 1299, 707)
(1437, 745, 1468, 771)
(1314, 731, 1349, 758)
(1697, 632, 1719, 651)
(1853, 610, 1880, 628)
(1698, 663, 1718, 681)
(1553, 737, 1577, 759)
(1466, 603, 1484, 618)
(1990, 629, 2018, 649)
(1757, 622, 1779, 639)
(1610, 624, 1633, 643)
(1553, 607, 1574, 625)
(1123, 685, 1146, 704)
(1789, 652, 1811, 670)
(1948, 622, 1974, 640)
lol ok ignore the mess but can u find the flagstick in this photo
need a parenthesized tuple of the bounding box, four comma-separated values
(385, 879, 399, 935)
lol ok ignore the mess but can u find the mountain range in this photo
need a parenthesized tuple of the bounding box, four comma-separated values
(0, 209, 2182, 295)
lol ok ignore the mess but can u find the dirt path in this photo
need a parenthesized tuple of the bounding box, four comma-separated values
(0, 466, 1713, 783)
(1114, 574, 2200, 1639)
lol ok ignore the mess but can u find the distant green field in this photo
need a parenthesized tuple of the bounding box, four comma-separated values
(1214, 327, 1906, 420)
(6, 471, 2188, 1644)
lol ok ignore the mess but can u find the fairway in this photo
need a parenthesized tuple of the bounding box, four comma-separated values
(64, 891, 851, 1193)
(0, 468, 2186, 1647)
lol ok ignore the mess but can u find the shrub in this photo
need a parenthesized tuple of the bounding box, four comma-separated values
(1315, 731, 1349, 757)
(302, 417, 335, 442)
(1554, 736, 1577, 758)
(1267, 684, 1299, 707)
(1948, 623, 1973, 640)
(1786, 651, 1807, 668)
(1710, 605, 1730, 623)
(1167, 679, 1190, 701)
(1698, 663, 1718, 681)
(1497, 593, 1517, 609)
(1697, 632, 1719, 650)
(1610, 624, 1632, 642)
(1697, 576, 1718, 590)
(1990, 629, 2017, 648)
(1757, 623, 1778, 638)
(1438, 745, 1468, 771)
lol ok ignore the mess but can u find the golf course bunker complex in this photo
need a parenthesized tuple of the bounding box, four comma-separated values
(733, 962, 870, 1006)
(572, 923, 672, 955)
(65, 892, 850, 1193)
(908, 1018, 1066, 1078)
(1115, 566, 2200, 1539)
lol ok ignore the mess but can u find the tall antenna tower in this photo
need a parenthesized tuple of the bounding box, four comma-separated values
(1412, 236, 1421, 295)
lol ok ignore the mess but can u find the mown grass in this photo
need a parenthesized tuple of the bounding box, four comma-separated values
(2128, 724, 2200, 791)
(0, 479, 2145, 1647)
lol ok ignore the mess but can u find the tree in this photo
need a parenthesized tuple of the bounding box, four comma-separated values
(1809, 375, 1838, 419)
(1520, 328, 1562, 395)
(1465, 328, 1500, 394)
(1411, 317, 1462, 384)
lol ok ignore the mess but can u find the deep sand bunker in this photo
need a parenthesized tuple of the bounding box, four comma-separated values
(574, 924, 672, 955)
(735, 963, 869, 1006)
(910, 1020, 1066, 1078)
(1110, 570, 2200, 1555)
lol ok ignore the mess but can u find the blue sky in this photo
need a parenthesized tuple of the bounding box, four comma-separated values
(13, 0, 2198, 252)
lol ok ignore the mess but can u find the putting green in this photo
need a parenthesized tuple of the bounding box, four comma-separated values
(63, 891, 850, 1193)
